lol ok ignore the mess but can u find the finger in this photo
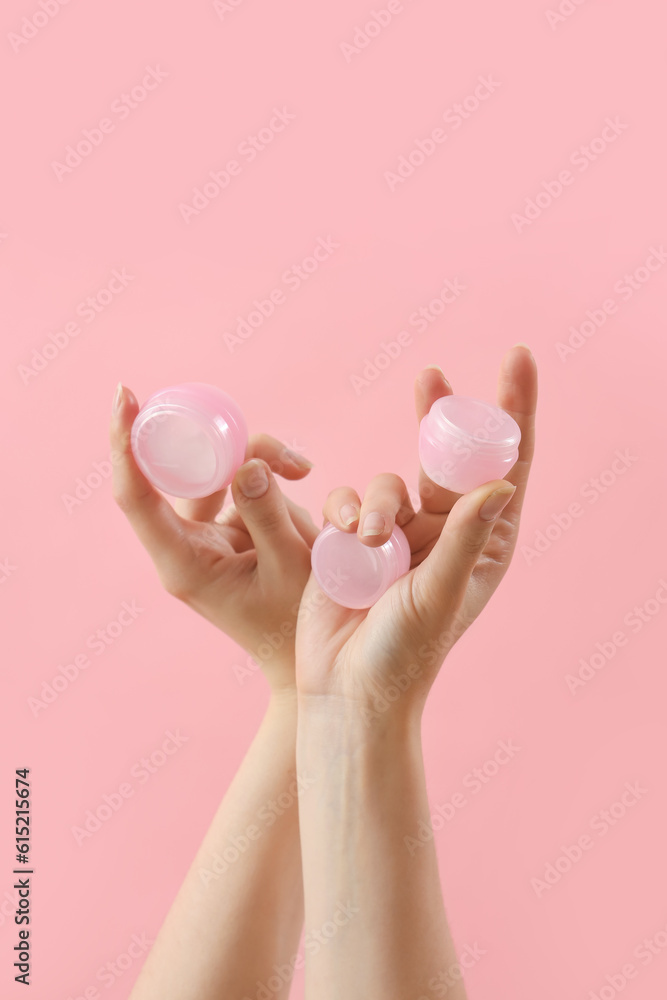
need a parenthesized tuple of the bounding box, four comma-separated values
(322, 486, 363, 532)
(357, 473, 416, 547)
(495, 344, 538, 520)
(411, 479, 517, 628)
(174, 488, 228, 523)
(283, 497, 319, 547)
(219, 496, 319, 548)
(414, 365, 463, 515)
(174, 433, 314, 523)
(110, 383, 192, 573)
(414, 364, 453, 422)
(230, 459, 308, 572)
(247, 433, 314, 479)
(196, 510, 256, 553)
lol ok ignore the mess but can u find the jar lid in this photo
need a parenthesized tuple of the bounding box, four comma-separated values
(131, 397, 230, 498)
(429, 396, 521, 457)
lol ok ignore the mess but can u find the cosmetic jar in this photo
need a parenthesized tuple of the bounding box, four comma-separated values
(130, 382, 248, 498)
(419, 395, 521, 494)
(311, 522, 411, 610)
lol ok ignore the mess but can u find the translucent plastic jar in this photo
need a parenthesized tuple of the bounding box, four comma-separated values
(419, 395, 521, 494)
(130, 382, 248, 498)
(311, 522, 411, 609)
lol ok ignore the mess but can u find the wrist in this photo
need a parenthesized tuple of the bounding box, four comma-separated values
(266, 682, 299, 718)
(297, 690, 423, 760)
(296, 665, 426, 732)
(296, 693, 427, 874)
(243, 641, 296, 698)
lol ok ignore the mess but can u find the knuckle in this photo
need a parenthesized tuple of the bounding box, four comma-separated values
(112, 482, 151, 514)
(396, 503, 415, 527)
(247, 432, 273, 457)
(266, 455, 287, 476)
(298, 504, 316, 526)
(456, 529, 487, 557)
(290, 542, 313, 572)
(161, 571, 192, 601)
(112, 488, 134, 514)
(115, 427, 133, 455)
(384, 472, 407, 492)
(323, 488, 344, 513)
(253, 505, 286, 533)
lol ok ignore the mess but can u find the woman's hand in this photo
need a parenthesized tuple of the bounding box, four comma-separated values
(295, 344, 537, 715)
(109, 383, 318, 693)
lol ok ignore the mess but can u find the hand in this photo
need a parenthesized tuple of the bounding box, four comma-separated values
(109, 383, 318, 692)
(295, 345, 537, 715)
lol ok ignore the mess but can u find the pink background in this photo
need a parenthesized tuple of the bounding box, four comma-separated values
(1, 0, 666, 997)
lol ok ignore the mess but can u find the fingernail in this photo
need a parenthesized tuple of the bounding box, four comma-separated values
(284, 448, 313, 470)
(237, 460, 269, 499)
(339, 503, 359, 526)
(479, 485, 516, 521)
(424, 364, 453, 390)
(514, 342, 533, 357)
(112, 382, 124, 414)
(361, 511, 385, 536)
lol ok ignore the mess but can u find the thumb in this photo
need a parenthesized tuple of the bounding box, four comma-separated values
(109, 383, 185, 562)
(230, 459, 306, 571)
(411, 479, 516, 624)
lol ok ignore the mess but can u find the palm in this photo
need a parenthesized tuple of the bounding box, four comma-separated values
(178, 506, 313, 656)
(296, 346, 537, 700)
(295, 570, 418, 699)
(432, 500, 521, 635)
(296, 514, 514, 699)
(110, 393, 318, 687)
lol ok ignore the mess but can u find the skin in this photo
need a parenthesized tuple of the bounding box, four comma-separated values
(109, 344, 537, 999)
(110, 386, 316, 999)
(294, 345, 537, 997)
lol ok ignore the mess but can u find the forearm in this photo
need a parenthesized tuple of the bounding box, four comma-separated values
(130, 690, 303, 1000)
(296, 692, 467, 1000)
